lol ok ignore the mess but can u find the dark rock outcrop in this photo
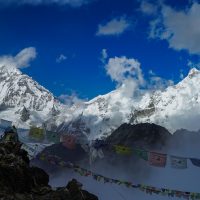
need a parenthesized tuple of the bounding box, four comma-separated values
(0, 141, 98, 200)
(20, 106, 30, 122)
(106, 123, 171, 149)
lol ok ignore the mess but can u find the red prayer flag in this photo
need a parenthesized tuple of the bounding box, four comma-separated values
(149, 152, 167, 167)
(61, 134, 76, 149)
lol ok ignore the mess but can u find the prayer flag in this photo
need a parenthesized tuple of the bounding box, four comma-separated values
(46, 130, 60, 143)
(134, 148, 148, 161)
(170, 156, 187, 169)
(60, 134, 76, 149)
(39, 153, 46, 161)
(190, 158, 200, 167)
(113, 145, 132, 155)
(149, 152, 167, 167)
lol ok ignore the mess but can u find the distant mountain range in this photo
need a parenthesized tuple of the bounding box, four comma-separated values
(0, 63, 200, 139)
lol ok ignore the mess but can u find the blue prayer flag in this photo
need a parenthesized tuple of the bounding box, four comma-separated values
(190, 158, 200, 167)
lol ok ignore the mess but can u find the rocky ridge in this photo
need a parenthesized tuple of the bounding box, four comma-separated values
(0, 141, 98, 200)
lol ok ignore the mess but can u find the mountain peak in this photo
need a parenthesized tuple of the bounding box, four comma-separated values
(188, 67, 200, 78)
(0, 64, 21, 75)
(0, 64, 62, 129)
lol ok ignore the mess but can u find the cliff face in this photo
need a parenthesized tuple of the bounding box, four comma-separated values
(0, 141, 98, 200)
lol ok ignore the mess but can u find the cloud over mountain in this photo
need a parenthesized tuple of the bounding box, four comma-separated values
(105, 56, 144, 98)
(0, 47, 37, 69)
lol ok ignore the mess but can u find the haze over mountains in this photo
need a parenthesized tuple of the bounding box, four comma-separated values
(0, 63, 200, 139)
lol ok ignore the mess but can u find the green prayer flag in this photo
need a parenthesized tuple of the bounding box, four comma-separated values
(46, 131, 60, 143)
(134, 148, 148, 161)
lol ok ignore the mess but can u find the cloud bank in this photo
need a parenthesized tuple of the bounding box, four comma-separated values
(96, 16, 131, 36)
(0, 47, 37, 69)
(149, 2, 200, 55)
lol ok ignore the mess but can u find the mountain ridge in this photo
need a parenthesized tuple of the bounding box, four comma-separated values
(0, 64, 63, 128)
(0, 64, 200, 140)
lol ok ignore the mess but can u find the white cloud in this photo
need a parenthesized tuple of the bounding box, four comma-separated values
(105, 56, 145, 97)
(148, 69, 174, 90)
(96, 16, 131, 36)
(100, 49, 108, 63)
(149, 18, 163, 38)
(105, 56, 144, 85)
(105, 55, 174, 97)
(149, 2, 200, 55)
(59, 93, 86, 107)
(0, 0, 93, 7)
(140, 1, 158, 15)
(0, 47, 37, 69)
(56, 54, 67, 63)
(149, 75, 174, 90)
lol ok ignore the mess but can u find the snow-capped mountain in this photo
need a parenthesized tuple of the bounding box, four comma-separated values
(132, 68, 200, 132)
(0, 64, 63, 128)
(57, 68, 200, 139)
(0, 63, 200, 140)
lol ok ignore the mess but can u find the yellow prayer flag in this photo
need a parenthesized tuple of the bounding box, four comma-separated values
(113, 145, 132, 155)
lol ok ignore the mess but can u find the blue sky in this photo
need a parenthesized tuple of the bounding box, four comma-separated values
(0, 0, 200, 100)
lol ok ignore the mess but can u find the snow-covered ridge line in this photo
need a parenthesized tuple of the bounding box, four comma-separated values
(57, 67, 200, 139)
(0, 63, 200, 140)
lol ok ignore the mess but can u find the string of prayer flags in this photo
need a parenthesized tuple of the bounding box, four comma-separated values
(149, 152, 167, 167)
(23, 131, 200, 171)
(113, 145, 132, 155)
(170, 156, 187, 169)
(190, 158, 200, 167)
(111, 144, 200, 169)
(137, 185, 196, 199)
(38, 152, 200, 199)
(134, 148, 148, 161)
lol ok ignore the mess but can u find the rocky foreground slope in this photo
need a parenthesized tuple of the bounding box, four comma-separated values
(0, 141, 98, 200)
